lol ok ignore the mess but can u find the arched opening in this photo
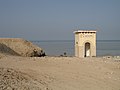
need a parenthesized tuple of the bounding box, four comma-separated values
(85, 42, 90, 57)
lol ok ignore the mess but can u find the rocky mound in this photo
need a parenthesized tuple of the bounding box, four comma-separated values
(0, 38, 45, 57)
(0, 68, 50, 90)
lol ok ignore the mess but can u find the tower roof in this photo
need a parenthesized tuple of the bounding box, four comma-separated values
(74, 30, 97, 34)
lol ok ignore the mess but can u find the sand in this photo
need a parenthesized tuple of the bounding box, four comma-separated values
(0, 38, 43, 57)
(0, 55, 120, 90)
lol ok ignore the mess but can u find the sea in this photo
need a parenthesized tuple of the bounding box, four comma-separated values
(32, 40, 120, 56)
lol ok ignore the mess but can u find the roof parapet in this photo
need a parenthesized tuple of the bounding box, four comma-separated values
(74, 30, 97, 33)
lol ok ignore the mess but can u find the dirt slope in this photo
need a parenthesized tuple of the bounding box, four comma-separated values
(0, 38, 44, 57)
(0, 68, 50, 90)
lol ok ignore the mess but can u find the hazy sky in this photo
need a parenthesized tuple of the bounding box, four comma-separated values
(0, 0, 120, 40)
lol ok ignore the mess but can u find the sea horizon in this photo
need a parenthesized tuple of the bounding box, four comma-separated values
(32, 40, 120, 56)
(31, 39, 120, 42)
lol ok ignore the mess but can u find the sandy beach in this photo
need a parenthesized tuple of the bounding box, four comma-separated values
(0, 55, 120, 90)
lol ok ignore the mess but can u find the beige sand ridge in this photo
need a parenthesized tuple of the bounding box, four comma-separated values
(0, 38, 43, 57)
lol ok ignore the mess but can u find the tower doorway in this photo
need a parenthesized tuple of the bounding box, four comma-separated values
(85, 42, 90, 57)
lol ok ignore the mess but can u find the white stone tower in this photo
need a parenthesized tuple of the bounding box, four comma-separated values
(74, 30, 97, 58)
